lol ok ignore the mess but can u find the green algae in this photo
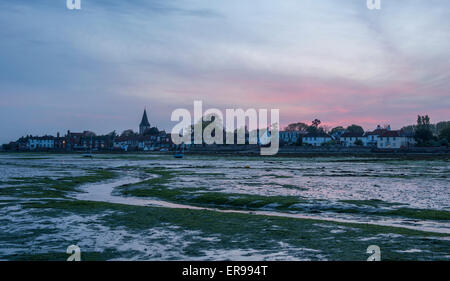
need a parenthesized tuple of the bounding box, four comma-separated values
(0, 169, 117, 198)
(18, 199, 450, 261)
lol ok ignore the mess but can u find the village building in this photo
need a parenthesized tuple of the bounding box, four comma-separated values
(113, 132, 171, 152)
(330, 129, 346, 142)
(340, 132, 365, 147)
(27, 136, 55, 150)
(363, 126, 387, 147)
(113, 135, 141, 151)
(377, 130, 415, 149)
(80, 135, 113, 151)
(113, 110, 172, 151)
(54, 132, 66, 150)
(65, 131, 86, 150)
(302, 132, 332, 146)
(279, 131, 301, 145)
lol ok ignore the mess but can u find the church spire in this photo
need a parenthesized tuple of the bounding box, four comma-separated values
(139, 108, 151, 134)
(140, 109, 150, 127)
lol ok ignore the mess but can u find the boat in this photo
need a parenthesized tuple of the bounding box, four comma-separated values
(174, 145, 184, 158)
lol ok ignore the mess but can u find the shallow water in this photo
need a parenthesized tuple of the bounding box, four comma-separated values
(74, 172, 450, 234)
(0, 153, 449, 260)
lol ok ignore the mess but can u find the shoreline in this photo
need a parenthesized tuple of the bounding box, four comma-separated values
(1, 148, 449, 159)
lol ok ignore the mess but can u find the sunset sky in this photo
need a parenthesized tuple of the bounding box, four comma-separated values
(0, 0, 449, 143)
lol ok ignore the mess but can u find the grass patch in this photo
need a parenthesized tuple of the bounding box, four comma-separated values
(0, 169, 117, 199)
(340, 200, 450, 221)
(188, 192, 307, 210)
(118, 167, 307, 211)
(18, 199, 450, 261)
(385, 208, 450, 221)
(340, 199, 405, 208)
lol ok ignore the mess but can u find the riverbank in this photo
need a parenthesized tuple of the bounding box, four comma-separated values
(1, 146, 449, 159)
(185, 145, 450, 159)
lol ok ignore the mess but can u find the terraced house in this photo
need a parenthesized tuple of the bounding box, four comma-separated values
(302, 132, 332, 146)
(279, 131, 301, 145)
(362, 126, 386, 147)
(27, 136, 55, 150)
(340, 132, 364, 147)
(377, 130, 415, 149)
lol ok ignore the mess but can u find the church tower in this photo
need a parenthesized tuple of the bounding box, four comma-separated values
(139, 109, 151, 135)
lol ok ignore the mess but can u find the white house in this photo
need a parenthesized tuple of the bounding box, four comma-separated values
(364, 130, 382, 146)
(27, 136, 55, 150)
(330, 129, 346, 141)
(340, 132, 365, 147)
(113, 136, 139, 151)
(302, 132, 332, 146)
(279, 131, 300, 145)
(377, 130, 413, 149)
(362, 125, 390, 147)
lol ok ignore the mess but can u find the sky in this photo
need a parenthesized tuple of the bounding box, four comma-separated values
(0, 0, 449, 143)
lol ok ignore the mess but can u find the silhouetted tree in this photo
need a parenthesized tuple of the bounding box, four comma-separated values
(306, 119, 322, 134)
(439, 127, 450, 142)
(417, 115, 431, 129)
(415, 115, 433, 145)
(330, 126, 345, 135)
(346, 124, 364, 135)
(285, 122, 308, 132)
(311, 119, 321, 128)
(437, 121, 450, 135)
(120, 129, 135, 137)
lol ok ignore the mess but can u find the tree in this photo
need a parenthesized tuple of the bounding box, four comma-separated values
(330, 126, 345, 135)
(320, 125, 330, 134)
(311, 119, 321, 128)
(190, 113, 225, 145)
(417, 115, 431, 129)
(285, 122, 308, 132)
(439, 138, 448, 147)
(414, 128, 433, 145)
(306, 119, 322, 134)
(401, 125, 416, 135)
(120, 129, 135, 137)
(307, 125, 318, 134)
(191, 114, 223, 134)
(346, 124, 364, 135)
(437, 121, 450, 135)
(439, 126, 450, 142)
(415, 115, 433, 145)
